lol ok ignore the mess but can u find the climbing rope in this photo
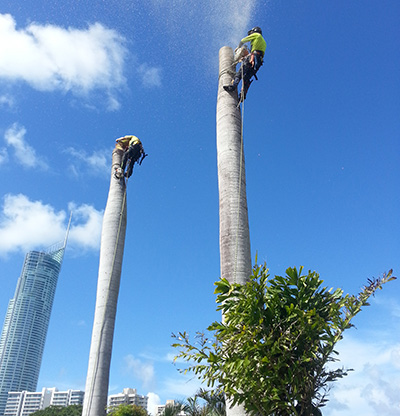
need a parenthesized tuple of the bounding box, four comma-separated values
(85, 171, 128, 415)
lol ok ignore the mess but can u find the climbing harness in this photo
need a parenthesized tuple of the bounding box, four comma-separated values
(115, 146, 147, 179)
(235, 52, 263, 108)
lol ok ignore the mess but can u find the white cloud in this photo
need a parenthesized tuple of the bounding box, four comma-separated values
(360, 365, 400, 416)
(0, 194, 66, 254)
(147, 392, 161, 416)
(0, 193, 103, 255)
(325, 334, 400, 416)
(0, 13, 127, 107)
(124, 354, 155, 389)
(0, 148, 8, 165)
(136, 350, 179, 364)
(138, 64, 162, 88)
(372, 296, 400, 319)
(164, 352, 178, 363)
(107, 95, 122, 111)
(0, 94, 15, 109)
(161, 375, 204, 400)
(67, 202, 103, 250)
(4, 123, 48, 169)
(65, 146, 110, 178)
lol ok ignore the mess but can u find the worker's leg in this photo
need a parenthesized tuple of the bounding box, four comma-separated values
(126, 160, 134, 178)
(121, 150, 129, 170)
(131, 147, 141, 163)
(223, 65, 244, 92)
(253, 54, 263, 72)
(232, 69, 243, 88)
(243, 65, 254, 90)
(239, 66, 255, 101)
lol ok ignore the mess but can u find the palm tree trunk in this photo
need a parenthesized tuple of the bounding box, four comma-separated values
(216, 46, 251, 416)
(216, 46, 251, 284)
(82, 148, 127, 416)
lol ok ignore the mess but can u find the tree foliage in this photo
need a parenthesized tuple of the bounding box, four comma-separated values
(161, 391, 225, 416)
(172, 265, 395, 416)
(31, 405, 82, 416)
(194, 388, 225, 416)
(160, 400, 187, 416)
(108, 404, 148, 416)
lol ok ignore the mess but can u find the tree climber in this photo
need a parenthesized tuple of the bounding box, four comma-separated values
(114, 135, 147, 179)
(223, 26, 267, 101)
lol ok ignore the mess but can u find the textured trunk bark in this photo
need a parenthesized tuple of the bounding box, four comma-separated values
(216, 46, 252, 416)
(82, 148, 127, 416)
(216, 46, 251, 284)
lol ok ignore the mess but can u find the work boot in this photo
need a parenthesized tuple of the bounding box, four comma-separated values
(114, 167, 123, 179)
(223, 85, 236, 92)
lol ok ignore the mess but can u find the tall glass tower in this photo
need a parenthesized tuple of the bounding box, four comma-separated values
(0, 235, 68, 416)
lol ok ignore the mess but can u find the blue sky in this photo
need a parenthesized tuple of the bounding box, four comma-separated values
(0, 1, 399, 415)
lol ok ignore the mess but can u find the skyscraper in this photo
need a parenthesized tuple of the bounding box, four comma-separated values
(0, 233, 68, 416)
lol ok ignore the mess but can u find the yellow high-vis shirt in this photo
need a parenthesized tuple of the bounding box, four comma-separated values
(115, 135, 140, 150)
(240, 33, 266, 55)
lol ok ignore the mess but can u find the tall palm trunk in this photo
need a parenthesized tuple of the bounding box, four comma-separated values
(216, 46, 251, 416)
(216, 46, 251, 284)
(82, 148, 127, 416)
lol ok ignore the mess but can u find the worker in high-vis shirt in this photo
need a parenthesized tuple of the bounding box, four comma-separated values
(115, 135, 133, 151)
(224, 26, 266, 101)
(115, 135, 147, 178)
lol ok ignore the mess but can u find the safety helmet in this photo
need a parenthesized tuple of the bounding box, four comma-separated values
(248, 26, 262, 35)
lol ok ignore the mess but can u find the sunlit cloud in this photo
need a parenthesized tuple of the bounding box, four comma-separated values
(147, 392, 161, 416)
(0, 94, 15, 109)
(138, 64, 162, 88)
(137, 350, 179, 364)
(107, 94, 122, 111)
(124, 354, 156, 389)
(4, 123, 48, 169)
(0, 13, 127, 108)
(371, 295, 400, 319)
(0, 193, 103, 256)
(67, 202, 103, 250)
(161, 375, 204, 400)
(0, 148, 8, 165)
(325, 333, 400, 416)
(65, 146, 110, 178)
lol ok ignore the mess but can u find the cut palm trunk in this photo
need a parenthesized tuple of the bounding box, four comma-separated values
(82, 148, 127, 416)
(216, 46, 252, 416)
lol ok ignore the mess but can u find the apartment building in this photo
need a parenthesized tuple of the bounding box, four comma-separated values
(108, 388, 148, 411)
(4, 388, 83, 416)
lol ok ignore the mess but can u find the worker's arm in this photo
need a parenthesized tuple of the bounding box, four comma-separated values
(238, 33, 266, 54)
(238, 33, 257, 48)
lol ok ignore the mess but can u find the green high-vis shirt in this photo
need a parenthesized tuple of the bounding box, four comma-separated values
(239, 33, 266, 55)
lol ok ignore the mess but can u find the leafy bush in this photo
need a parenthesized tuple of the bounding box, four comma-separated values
(173, 265, 395, 416)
